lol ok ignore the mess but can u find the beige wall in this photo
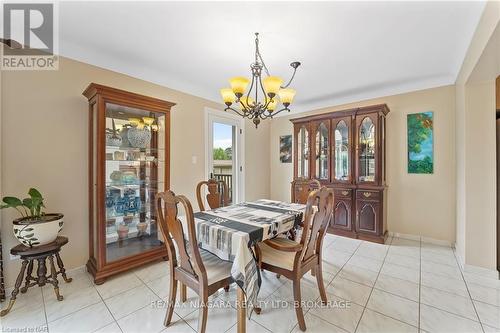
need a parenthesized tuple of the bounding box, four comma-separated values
(270, 85, 457, 243)
(1, 57, 269, 287)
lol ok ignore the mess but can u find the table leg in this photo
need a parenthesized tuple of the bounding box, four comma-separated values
(236, 288, 246, 333)
(0, 259, 28, 316)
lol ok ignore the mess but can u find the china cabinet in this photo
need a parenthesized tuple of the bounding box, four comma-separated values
(291, 104, 389, 243)
(83, 83, 175, 283)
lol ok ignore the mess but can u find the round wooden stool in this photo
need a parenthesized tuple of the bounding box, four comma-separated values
(0, 236, 72, 316)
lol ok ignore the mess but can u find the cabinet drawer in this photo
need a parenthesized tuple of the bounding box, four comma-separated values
(356, 190, 380, 200)
(334, 188, 352, 199)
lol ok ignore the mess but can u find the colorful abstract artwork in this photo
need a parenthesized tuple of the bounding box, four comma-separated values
(280, 135, 292, 163)
(407, 112, 434, 174)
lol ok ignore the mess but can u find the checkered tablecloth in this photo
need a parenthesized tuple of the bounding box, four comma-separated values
(193, 199, 305, 316)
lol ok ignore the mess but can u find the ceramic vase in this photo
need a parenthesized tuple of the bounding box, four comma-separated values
(127, 127, 151, 148)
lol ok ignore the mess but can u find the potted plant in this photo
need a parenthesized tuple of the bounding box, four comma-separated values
(0, 188, 63, 247)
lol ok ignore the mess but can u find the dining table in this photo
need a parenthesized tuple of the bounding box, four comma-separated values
(190, 199, 306, 333)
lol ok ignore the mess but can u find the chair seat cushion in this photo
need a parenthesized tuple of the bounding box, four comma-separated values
(199, 249, 233, 285)
(259, 238, 301, 271)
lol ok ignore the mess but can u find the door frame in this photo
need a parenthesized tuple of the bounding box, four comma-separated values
(204, 107, 245, 203)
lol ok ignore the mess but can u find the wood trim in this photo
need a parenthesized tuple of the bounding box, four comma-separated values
(290, 104, 389, 124)
(83, 83, 176, 111)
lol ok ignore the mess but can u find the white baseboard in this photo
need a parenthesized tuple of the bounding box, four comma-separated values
(388, 232, 421, 242)
(388, 231, 453, 247)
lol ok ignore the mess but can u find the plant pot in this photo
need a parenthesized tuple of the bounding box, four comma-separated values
(13, 213, 64, 247)
(117, 225, 129, 239)
(137, 222, 148, 233)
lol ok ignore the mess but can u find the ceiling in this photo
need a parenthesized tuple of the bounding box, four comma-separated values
(59, 1, 486, 115)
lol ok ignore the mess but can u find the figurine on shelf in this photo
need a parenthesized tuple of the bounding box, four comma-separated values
(119, 124, 133, 148)
(137, 222, 148, 233)
(123, 216, 134, 225)
(106, 119, 122, 147)
(109, 171, 123, 185)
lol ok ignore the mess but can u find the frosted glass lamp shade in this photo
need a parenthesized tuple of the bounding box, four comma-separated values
(278, 88, 296, 105)
(263, 76, 283, 96)
(229, 77, 250, 96)
(220, 88, 236, 105)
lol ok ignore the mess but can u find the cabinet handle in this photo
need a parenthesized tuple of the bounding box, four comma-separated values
(341, 191, 349, 196)
(363, 192, 372, 198)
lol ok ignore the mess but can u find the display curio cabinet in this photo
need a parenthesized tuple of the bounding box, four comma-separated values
(83, 83, 175, 283)
(291, 104, 389, 243)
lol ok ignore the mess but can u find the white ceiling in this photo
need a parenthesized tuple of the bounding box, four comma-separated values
(59, 1, 486, 115)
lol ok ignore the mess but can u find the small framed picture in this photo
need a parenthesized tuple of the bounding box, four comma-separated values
(280, 135, 292, 163)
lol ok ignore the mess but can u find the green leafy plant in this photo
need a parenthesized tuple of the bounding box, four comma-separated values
(0, 188, 46, 220)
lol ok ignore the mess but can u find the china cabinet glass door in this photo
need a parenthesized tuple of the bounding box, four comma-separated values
(104, 103, 166, 263)
(334, 119, 350, 181)
(358, 116, 376, 182)
(315, 122, 329, 180)
(297, 125, 309, 178)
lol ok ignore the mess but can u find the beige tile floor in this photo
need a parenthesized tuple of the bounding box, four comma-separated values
(1, 234, 500, 333)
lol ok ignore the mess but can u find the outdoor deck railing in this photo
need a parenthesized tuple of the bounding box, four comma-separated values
(213, 173, 233, 203)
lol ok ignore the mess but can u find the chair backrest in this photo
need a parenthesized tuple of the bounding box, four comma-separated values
(297, 187, 334, 266)
(196, 178, 229, 211)
(291, 178, 321, 204)
(156, 191, 208, 284)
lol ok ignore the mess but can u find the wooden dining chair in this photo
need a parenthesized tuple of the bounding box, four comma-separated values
(196, 178, 229, 211)
(291, 178, 322, 204)
(156, 190, 234, 333)
(256, 187, 334, 331)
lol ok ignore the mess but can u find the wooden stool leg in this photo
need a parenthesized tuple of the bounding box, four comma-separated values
(0, 259, 28, 316)
(49, 255, 63, 301)
(37, 258, 47, 287)
(55, 252, 72, 283)
(20, 260, 34, 293)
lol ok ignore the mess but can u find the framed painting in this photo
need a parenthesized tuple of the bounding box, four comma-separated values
(407, 112, 434, 174)
(279, 135, 292, 163)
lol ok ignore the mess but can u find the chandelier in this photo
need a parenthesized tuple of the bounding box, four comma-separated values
(220, 32, 300, 128)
